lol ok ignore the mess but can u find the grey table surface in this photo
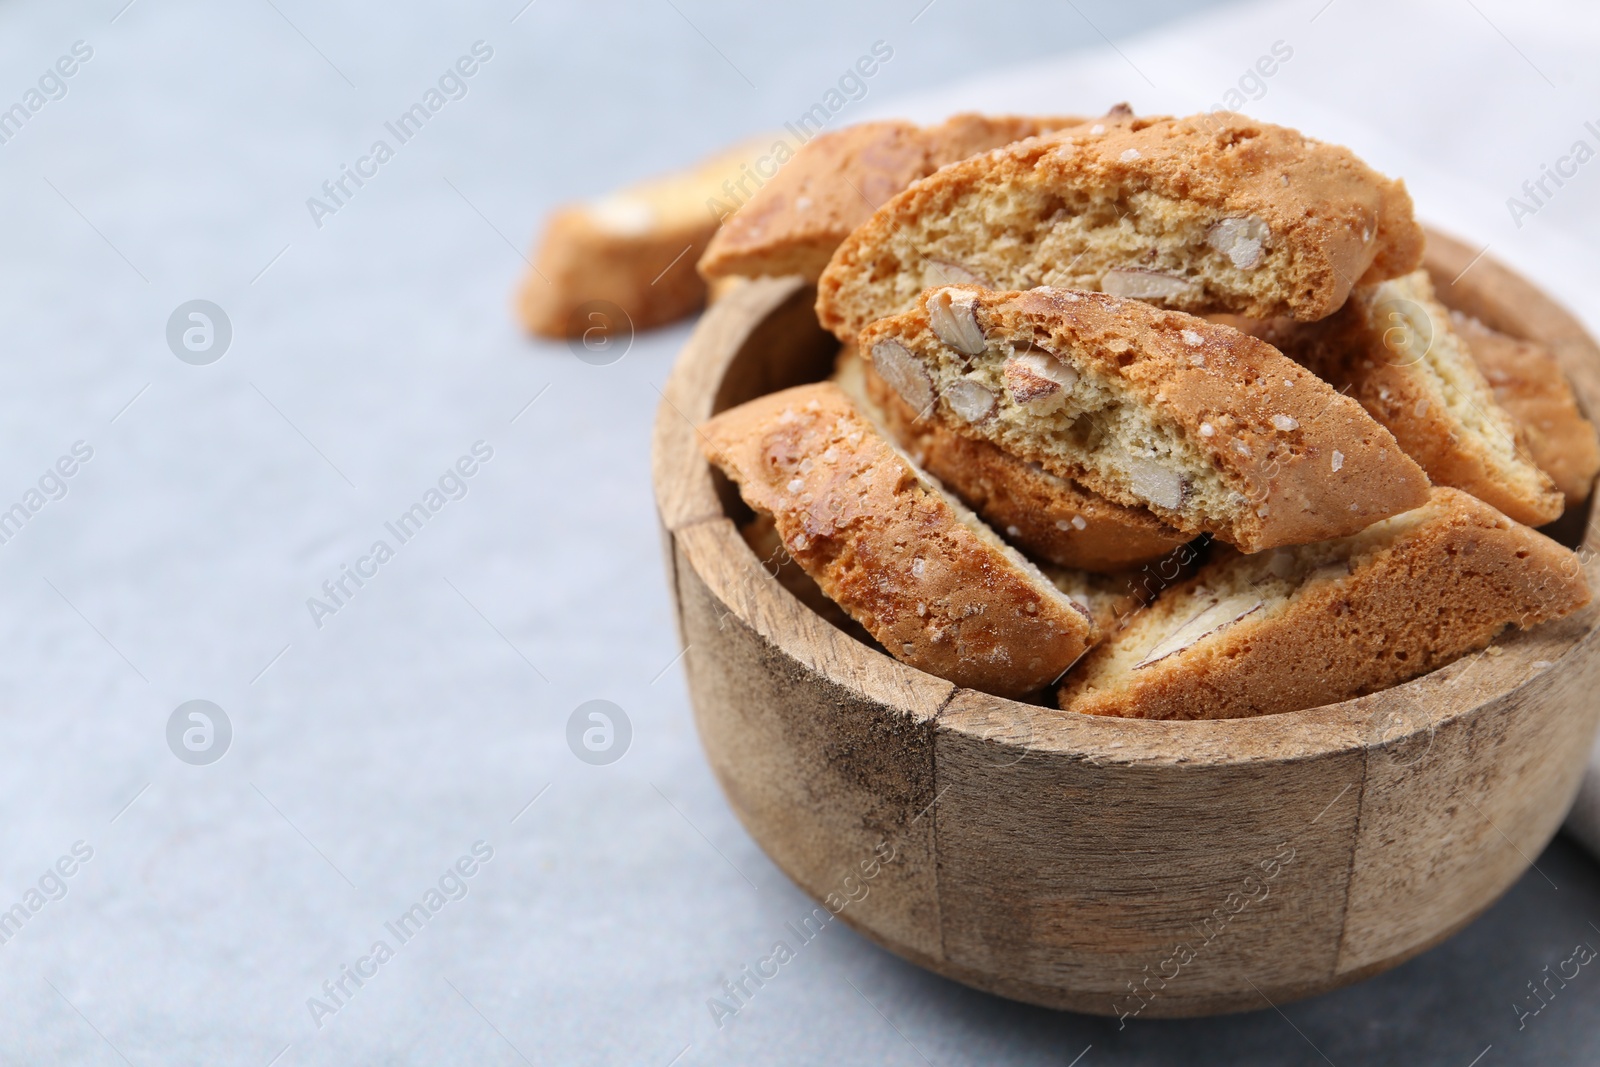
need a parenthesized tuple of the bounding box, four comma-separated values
(1, 0, 1598, 1064)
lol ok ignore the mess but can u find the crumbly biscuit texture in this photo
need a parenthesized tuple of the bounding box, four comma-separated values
(833, 341, 1190, 571)
(698, 113, 1086, 283)
(1059, 488, 1591, 720)
(856, 286, 1433, 552)
(817, 112, 1423, 340)
(700, 382, 1097, 697)
(1452, 311, 1600, 507)
(1283, 270, 1564, 526)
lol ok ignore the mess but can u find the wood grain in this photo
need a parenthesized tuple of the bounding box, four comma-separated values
(652, 228, 1600, 1016)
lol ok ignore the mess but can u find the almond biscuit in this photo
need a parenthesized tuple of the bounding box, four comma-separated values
(518, 137, 771, 337)
(700, 382, 1097, 697)
(833, 340, 1190, 571)
(1283, 270, 1564, 526)
(856, 286, 1433, 552)
(698, 113, 1085, 284)
(1452, 310, 1599, 507)
(817, 111, 1423, 340)
(1058, 488, 1591, 720)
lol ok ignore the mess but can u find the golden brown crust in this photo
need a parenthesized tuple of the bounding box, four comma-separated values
(698, 113, 1086, 284)
(1453, 311, 1600, 506)
(517, 138, 770, 337)
(738, 513, 872, 642)
(856, 286, 1433, 552)
(836, 344, 1191, 571)
(517, 208, 711, 337)
(1280, 271, 1564, 526)
(816, 111, 1424, 340)
(1058, 488, 1592, 720)
(700, 383, 1096, 698)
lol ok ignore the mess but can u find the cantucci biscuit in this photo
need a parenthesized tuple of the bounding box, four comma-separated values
(856, 286, 1432, 552)
(698, 113, 1085, 284)
(1283, 270, 1564, 526)
(1058, 488, 1591, 720)
(700, 382, 1096, 697)
(832, 341, 1190, 572)
(1452, 311, 1600, 507)
(518, 137, 771, 337)
(817, 111, 1423, 341)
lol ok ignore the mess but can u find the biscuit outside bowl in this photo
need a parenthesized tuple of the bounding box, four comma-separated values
(649, 228, 1600, 1017)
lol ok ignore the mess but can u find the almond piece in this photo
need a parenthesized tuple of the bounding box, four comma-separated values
(927, 288, 988, 356)
(1004, 349, 1079, 405)
(870, 339, 935, 415)
(945, 379, 996, 423)
(1134, 592, 1264, 669)
(1206, 217, 1270, 270)
(1125, 455, 1186, 511)
(1101, 268, 1195, 301)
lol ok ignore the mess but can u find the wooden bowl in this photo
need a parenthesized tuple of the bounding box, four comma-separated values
(651, 229, 1600, 1018)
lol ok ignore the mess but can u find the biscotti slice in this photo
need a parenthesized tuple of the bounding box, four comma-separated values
(857, 286, 1433, 552)
(517, 136, 771, 337)
(1452, 311, 1600, 507)
(1059, 487, 1591, 720)
(698, 112, 1085, 284)
(817, 111, 1423, 340)
(700, 382, 1096, 698)
(833, 341, 1190, 571)
(1286, 270, 1564, 526)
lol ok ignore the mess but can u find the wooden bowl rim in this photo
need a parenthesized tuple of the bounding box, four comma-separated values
(653, 226, 1600, 769)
